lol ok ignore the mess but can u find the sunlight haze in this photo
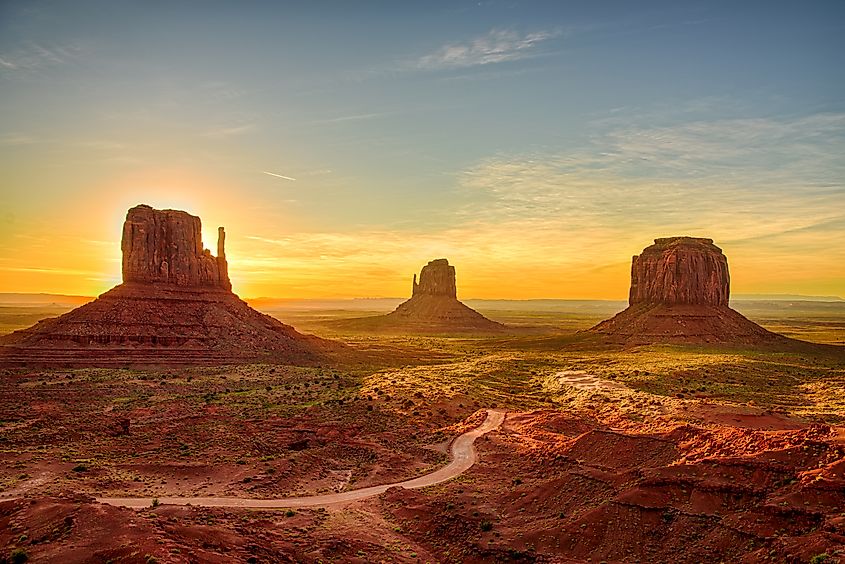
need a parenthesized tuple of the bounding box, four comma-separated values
(1, 1, 843, 299)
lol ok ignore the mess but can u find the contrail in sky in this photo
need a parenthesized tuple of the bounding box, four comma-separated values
(262, 171, 296, 181)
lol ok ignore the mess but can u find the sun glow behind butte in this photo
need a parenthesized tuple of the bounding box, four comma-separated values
(0, 3, 842, 299)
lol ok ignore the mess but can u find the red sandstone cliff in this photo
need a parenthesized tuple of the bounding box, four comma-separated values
(121, 205, 231, 290)
(412, 258, 457, 299)
(1, 204, 333, 366)
(590, 237, 783, 345)
(629, 237, 729, 306)
(384, 258, 503, 332)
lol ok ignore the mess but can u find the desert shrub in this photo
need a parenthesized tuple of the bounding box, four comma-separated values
(151, 498, 159, 508)
(480, 521, 493, 532)
(810, 555, 829, 564)
(72, 465, 87, 472)
(284, 509, 295, 517)
(9, 548, 28, 563)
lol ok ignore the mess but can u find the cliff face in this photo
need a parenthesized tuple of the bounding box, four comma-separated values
(590, 236, 784, 345)
(629, 237, 729, 306)
(121, 204, 231, 290)
(369, 258, 504, 332)
(412, 258, 457, 298)
(0, 204, 334, 366)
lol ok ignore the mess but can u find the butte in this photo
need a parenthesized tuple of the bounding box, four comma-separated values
(379, 258, 503, 332)
(588, 237, 787, 345)
(0, 204, 332, 366)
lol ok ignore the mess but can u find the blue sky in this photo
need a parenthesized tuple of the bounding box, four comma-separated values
(1, 1, 843, 298)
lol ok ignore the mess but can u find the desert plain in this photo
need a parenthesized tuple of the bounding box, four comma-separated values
(1, 292, 843, 563)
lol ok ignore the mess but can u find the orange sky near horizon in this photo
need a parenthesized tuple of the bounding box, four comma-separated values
(2, 186, 843, 301)
(2, 2, 843, 301)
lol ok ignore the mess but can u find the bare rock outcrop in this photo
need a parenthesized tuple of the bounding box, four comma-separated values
(122, 204, 231, 290)
(381, 259, 503, 332)
(629, 237, 729, 306)
(330, 258, 504, 333)
(412, 258, 457, 298)
(1, 204, 334, 366)
(590, 237, 784, 345)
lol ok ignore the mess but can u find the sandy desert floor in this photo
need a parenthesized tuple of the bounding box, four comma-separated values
(1, 301, 844, 563)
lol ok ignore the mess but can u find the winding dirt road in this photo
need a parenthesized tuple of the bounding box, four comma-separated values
(97, 409, 505, 509)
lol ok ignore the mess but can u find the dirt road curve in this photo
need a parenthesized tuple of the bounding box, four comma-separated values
(97, 409, 506, 509)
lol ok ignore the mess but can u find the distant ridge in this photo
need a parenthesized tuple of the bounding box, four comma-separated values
(4, 293, 844, 307)
(0, 293, 94, 305)
(732, 293, 844, 302)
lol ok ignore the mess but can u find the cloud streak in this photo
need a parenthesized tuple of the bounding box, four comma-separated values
(0, 42, 81, 73)
(262, 171, 297, 181)
(204, 124, 256, 139)
(416, 28, 562, 70)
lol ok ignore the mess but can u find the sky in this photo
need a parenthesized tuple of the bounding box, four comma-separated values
(1, 0, 843, 299)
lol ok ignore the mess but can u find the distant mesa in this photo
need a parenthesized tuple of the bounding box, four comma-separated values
(411, 258, 457, 299)
(333, 258, 504, 333)
(0, 204, 332, 366)
(589, 237, 785, 345)
(380, 258, 504, 332)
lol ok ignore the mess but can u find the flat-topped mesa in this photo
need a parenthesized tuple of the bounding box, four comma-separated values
(629, 236, 729, 306)
(121, 204, 232, 290)
(412, 258, 457, 298)
(588, 235, 789, 345)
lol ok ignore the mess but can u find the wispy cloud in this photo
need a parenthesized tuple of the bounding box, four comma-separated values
(0, 42, 82, 73)
(0, 134, 36, 146)
(203, 123, 256, 139)
(461, 113, 845, 228)
(451, 112, 845, 291)
(311, 111, 395, 125)
(416, 28, 562, 70)
(223, 111, 845, 299)
(262, 171, 296, 181)
(0, 266, 106, 277)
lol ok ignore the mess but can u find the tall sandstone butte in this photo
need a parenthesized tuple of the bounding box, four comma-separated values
(629, 237, 730, 306)
(0, 204, 330, 366)
(382, 258, 503, 332)
(412, 258, 457, 298)
(590, 236, 782, 345)
(121, 204, 232, 290)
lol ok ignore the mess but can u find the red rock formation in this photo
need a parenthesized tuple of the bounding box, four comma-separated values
(412, 259, 457, 298)
(351, 258, 504, 333)
(629, 237, 729, 306)
(0, 204, 334, 366)
(121, 205, 231, 290)
(590, 237, 784, 345)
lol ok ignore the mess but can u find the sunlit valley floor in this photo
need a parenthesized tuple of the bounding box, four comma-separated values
(1, 298, 844, 563)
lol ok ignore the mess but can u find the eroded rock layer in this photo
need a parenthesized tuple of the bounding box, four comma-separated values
(382, 259, 503, 332)
(591, 237, 783, 345)
(629, 237, 729, 306)
(1, 205, 332, 366)
(331, 258, 503, 333)
(413, 258, 457, 298)
(122, 204, 231, 290)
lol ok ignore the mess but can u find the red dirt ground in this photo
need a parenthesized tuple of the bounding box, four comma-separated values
(380, 407, 844, 563)
(2, 402, 843, 563)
